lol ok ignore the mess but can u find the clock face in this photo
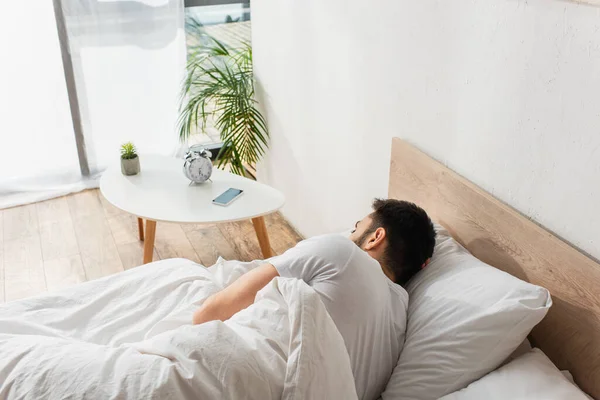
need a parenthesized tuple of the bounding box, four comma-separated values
(186, 157, 213, 183)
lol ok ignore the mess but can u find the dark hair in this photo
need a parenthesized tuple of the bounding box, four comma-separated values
(368, 198, 436, 286)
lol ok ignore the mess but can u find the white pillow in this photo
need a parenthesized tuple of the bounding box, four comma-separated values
(439, 348, 590, 400)
(381, 225, 552, 400)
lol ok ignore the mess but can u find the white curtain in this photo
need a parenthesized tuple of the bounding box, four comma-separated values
(0, 0, 186, 209)
(0, 2, 85, 208)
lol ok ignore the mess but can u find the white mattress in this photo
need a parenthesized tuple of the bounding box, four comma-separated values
(0, 258, 357, 400)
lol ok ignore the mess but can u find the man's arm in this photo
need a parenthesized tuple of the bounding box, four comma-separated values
(192, 264, 279, 325)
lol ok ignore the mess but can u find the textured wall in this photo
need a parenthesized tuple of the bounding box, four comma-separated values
(252, 0, 600, 260)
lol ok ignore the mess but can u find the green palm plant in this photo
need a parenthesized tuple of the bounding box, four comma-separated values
(178, 17, 268, 176)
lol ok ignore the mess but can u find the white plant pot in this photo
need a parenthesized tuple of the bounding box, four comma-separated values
(121, 156, 140, 176)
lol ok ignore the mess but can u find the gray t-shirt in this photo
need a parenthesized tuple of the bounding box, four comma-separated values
(269, 234, 408, 400)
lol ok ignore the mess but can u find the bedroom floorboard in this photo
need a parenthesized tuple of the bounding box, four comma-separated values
(0, 189, 302, 303)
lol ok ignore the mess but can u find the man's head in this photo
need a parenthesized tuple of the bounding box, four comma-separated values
(349, 199, 436, 286)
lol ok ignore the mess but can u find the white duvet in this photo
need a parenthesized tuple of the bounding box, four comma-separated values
(0, 258, 357, 400)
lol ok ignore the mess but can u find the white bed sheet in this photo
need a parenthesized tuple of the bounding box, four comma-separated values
(0, 258, 357, 400)
(439, 348, 590, 400)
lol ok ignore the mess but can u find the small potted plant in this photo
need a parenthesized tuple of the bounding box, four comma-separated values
(120, 142, 140, 176)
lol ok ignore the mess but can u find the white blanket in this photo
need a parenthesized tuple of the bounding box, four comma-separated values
(0, 258, 357, 400)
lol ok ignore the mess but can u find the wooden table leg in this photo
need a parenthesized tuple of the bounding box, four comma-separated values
(252, 216, 273, 259)
(143, 220, 157, 264)
(137, 217, 144, 241)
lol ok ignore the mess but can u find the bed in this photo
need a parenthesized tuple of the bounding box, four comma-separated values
(387, 138, 600, 399)
(0, 138, 598, 399)
(0, 257, 357, 399)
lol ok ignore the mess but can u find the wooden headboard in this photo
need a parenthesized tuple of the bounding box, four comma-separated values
(388, 138, 600, 398)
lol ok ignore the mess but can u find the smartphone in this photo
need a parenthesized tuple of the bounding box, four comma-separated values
(212, 188, 244, 206)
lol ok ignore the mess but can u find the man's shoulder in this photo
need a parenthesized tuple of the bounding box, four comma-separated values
(304, 233, 355, 246)
(292, 234, 358, 271)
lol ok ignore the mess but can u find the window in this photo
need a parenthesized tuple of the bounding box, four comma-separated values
(184, 0, 251, 147)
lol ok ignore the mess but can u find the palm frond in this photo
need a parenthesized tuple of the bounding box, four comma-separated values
(178, 19, 267, 176)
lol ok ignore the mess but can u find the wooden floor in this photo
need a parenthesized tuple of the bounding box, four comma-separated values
(0, 189, 302, 303)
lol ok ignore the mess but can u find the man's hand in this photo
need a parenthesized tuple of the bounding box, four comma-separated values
(192, 264, 279, 325)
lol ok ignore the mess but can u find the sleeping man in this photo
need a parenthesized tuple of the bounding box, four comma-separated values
(192, 198, 436, 400)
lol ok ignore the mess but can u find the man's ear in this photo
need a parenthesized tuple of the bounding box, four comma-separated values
(364, 227, 386, 250)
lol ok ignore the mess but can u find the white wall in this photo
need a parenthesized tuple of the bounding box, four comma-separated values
(252, 0, 600, 260)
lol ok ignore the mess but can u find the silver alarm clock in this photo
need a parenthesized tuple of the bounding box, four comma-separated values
(183, 145, 213, 183)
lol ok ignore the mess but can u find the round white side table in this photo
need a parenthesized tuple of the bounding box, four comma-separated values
(100, 154, 285, 263)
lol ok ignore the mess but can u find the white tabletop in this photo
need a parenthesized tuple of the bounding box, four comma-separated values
(99, 154, 285, 224)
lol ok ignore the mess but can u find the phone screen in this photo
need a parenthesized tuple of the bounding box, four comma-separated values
(213, 188, 243, 205)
